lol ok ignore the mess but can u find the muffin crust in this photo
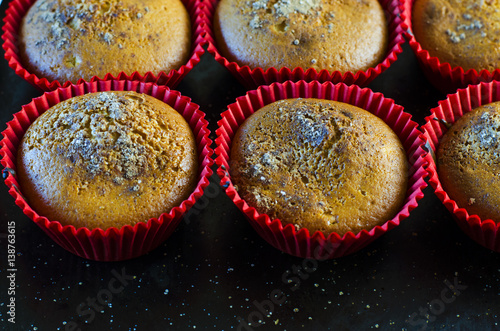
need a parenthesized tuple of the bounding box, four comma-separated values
(230, 98, 408, 236)
(214, 0, 388, 72)
(19, 0, 191, 83)
(437, 102, 500, 222)
(17, 91, 198, 230)
(413, 0, 500, 71)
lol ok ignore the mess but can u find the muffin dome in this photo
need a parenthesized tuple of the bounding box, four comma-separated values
(214, 0, 388, 72)
(413, 0, 500, 71)
(230, 98, 408, 236)
(17, 91, 198, 230)
(19, 0, 191, 83)
(437, 102, 500, 222)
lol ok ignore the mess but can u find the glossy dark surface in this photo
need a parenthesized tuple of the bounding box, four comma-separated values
(1, 0, 499, 330)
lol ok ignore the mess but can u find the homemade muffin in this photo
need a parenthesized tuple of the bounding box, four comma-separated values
(230, 98, 408, 236)
(18, 0, 191, 83)
(437, 102, 500, 222)
(213, 0, 388, 72)
(413, 0, 500, 71)
(17, 91, 198, 230)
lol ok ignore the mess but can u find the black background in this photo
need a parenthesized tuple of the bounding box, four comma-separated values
(1, 0, 499, 330)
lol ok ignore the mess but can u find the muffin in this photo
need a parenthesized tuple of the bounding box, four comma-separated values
(16, 91, 198, 230)
(213, 0, 388, 73)
(229, 98, 408, 236)
(437, 102, 500, 222)
(412, 0, 499, 72)
(18, 0, 191, 83)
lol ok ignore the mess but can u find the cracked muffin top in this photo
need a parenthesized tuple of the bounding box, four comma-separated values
(17, 91, 198, 230)
(19, 0, 191, 83)
(230, 98, 408, 236)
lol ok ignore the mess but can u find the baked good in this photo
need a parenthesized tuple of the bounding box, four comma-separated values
(412, 0, 500, 71)
(437, 102, 500, 222)
(213, 0, 388, 73)
(17, 91, 198, 230)
(230, 98, 408, 236)
(18, 0, 191, 83)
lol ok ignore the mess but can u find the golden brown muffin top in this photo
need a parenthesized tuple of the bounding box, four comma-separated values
(230, 98, 408, 236)
(437, 102, 500, 222)
(413, 0, 500, 71)
(17, 91, 198, 229)
(214, 0, 388, 72)
(19, 0, 191, 83)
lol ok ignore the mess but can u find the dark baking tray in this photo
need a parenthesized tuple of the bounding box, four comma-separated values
(1, 0, 499, 329)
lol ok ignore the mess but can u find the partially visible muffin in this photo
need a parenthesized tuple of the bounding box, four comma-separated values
(412, 0, 500, 71)
(437, 102, 500, 222)
(17, 91, 198, 230)
(19, 0, 191, 83)
(214, 0, 388, 73)
(230, 98, 408, 236)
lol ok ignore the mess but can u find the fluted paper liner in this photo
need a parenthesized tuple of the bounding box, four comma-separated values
(205, 0, 405, 89)
(215, 80, 428, 259)
(2, 0, 212, 91)
(0, 80, 213, 261)
(422, 81, 500, 252)
(402, 0, 500, 94)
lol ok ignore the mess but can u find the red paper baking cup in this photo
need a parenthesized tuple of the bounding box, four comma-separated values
(422, 81, 500, 252)
(205, 0, 405, 89)
(0, 80, 213, 261)
(401, 0, 500, 94)
(215, 80, 428, 259)
(1, 0, 212, 91)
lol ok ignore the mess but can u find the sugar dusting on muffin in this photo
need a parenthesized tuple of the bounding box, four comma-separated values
(26, 0, 148, 52)
(444, 12, 485, 43)
(60, 94, 147, 184)
(443, 105, 500, 163)
(247, 0, 323, 34)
